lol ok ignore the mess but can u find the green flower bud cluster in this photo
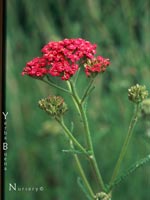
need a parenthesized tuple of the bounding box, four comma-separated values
(128, 84, 148, 104)
(38, 95, 68, 118)
(96, 192, 111, 200)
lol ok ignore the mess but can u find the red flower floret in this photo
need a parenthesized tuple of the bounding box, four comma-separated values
(22, 57, 48, 77)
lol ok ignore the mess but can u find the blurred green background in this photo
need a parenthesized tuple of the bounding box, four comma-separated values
(6, 0, 150, 199)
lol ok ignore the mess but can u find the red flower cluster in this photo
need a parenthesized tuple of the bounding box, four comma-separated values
(22, 57, 48, 77)
(22, 38, 110, 80)
(84, 56, 110, 77)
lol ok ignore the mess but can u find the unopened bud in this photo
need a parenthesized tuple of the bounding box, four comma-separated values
(128, 84, 148, 104)
(96, 192, 111, 200)
(38, 96, 68, 118)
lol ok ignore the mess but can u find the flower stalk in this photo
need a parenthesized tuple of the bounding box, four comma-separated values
(109, 84, 149, 189)
(56, 118, 95, 199)
(41, 77, 71, 94)
(109, 103, 140, 187)
(67, 80, 106, 192)
(56, 117, 96, 199)
(70, 141, 96, 199)
(56, 118, 88, 156)
(81, 77, 95, 104)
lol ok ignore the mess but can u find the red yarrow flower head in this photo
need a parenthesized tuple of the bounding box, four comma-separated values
(84, 56, 110, 77)
(22, 38, 110, 80)
(41, 38, 97, 80)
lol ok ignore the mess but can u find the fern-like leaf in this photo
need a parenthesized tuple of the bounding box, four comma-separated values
(108, 154, 150, 190)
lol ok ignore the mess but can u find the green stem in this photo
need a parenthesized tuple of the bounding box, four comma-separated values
(40, 78, 71, 94)
(66, 80, 81, 114)
(57, 118, 95, 199)
(74, 67, 81, 85)
(109, 103, 140, 187)
(81, 77, 95, 104)
(70, 141, 96, 199)
(56, 118, 87, 155)
(79, 104, 106, 192)
(67, 80, 106, 192)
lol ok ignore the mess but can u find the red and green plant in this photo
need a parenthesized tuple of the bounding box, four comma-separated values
(22, 38, 150, 200)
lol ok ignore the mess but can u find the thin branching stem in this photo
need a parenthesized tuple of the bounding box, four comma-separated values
(74, 68, 81, 85)
(56, 118, 87, 155)
(109, 103, 140, 187)
(57, 118, 95, 199)
(81, 77, 95, 104)
(40, 78, 71, 94)
(67, 80, 106, 192)
(70, 141, 96, 199)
